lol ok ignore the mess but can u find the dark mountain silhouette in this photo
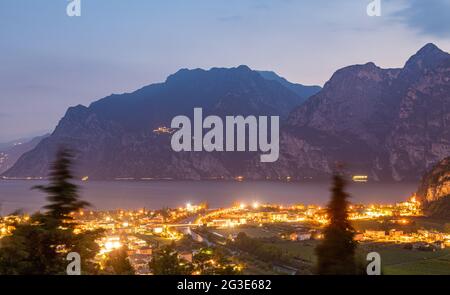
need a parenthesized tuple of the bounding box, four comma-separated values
(257, 70, 321, 102)
(3, 66, 305, 179)
(88, 65, 303, 129)
(4, 44, 450, 181)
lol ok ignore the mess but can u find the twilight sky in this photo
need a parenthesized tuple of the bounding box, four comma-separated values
(1, 0, 450, 142)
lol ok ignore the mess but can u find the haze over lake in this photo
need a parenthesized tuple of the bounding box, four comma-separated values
(0, 180, 418, 215)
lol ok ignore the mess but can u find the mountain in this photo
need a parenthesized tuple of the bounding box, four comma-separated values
(3, 44, 450, 181)
(385, 44, 450, 180)
(0, 136, 39, 152)
(3, 66, 305, 179)
(257, 70, 321, 102)
(250, 43, 450, 181)
(0, 134, 49, 175)
(416, 156, 450, 219)
(416, 156, 450, 203)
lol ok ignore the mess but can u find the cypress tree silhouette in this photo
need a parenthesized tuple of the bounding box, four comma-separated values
(34, 148, 89, 227)
(315, 173, 357, 274)
(0, 148, 102, 274)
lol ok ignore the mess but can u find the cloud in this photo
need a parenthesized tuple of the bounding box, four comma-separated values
(390, 0, 450, 38)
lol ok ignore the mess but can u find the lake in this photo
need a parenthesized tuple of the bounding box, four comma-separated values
(0, 180, 418, 215)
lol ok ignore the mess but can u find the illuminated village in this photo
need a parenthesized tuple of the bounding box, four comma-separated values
(1, 196, 449, 275)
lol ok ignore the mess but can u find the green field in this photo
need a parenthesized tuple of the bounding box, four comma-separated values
(383, 254, 450, 275)
(255, 240, 450, 275)
(361, 244, 450, 275)
(201, 217, 450, 275)
(271, 240, 318, 263)
(207, 216, 450, 275)
(352, 217, 450, 233)
(211, 226, 282, 238)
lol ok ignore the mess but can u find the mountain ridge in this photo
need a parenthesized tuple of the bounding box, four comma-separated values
(0, 134, 49, 175)
(257, 70, 322, 102)
(4, 44, 450, 181)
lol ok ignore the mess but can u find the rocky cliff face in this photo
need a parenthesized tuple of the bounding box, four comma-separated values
(386, 44, 450, 181)
(416, 156, 450, 219)
(3, 44, 450, 181)
(264, 43, 450, 181)
(416, 156, 450, 203)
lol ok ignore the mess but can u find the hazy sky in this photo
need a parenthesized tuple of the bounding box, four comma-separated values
(1, 0, 450, 142)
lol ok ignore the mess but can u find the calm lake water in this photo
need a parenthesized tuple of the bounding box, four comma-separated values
(0, 180, 418, 215)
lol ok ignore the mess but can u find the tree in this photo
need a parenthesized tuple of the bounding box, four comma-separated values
(33, 149, 90, 228)
(158, 207, 171, 223)
(0, 148, 103, 275)
(193, 247, 241, 275)
(193, 248, 212, 274)
(149, 245, 192, 275)
(105, 248, 135, 275)
(0, 219, 64, 274)
(315, 174, 357, 274)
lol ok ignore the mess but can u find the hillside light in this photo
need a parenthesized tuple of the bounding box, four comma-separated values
(186, 202, 193, 212)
